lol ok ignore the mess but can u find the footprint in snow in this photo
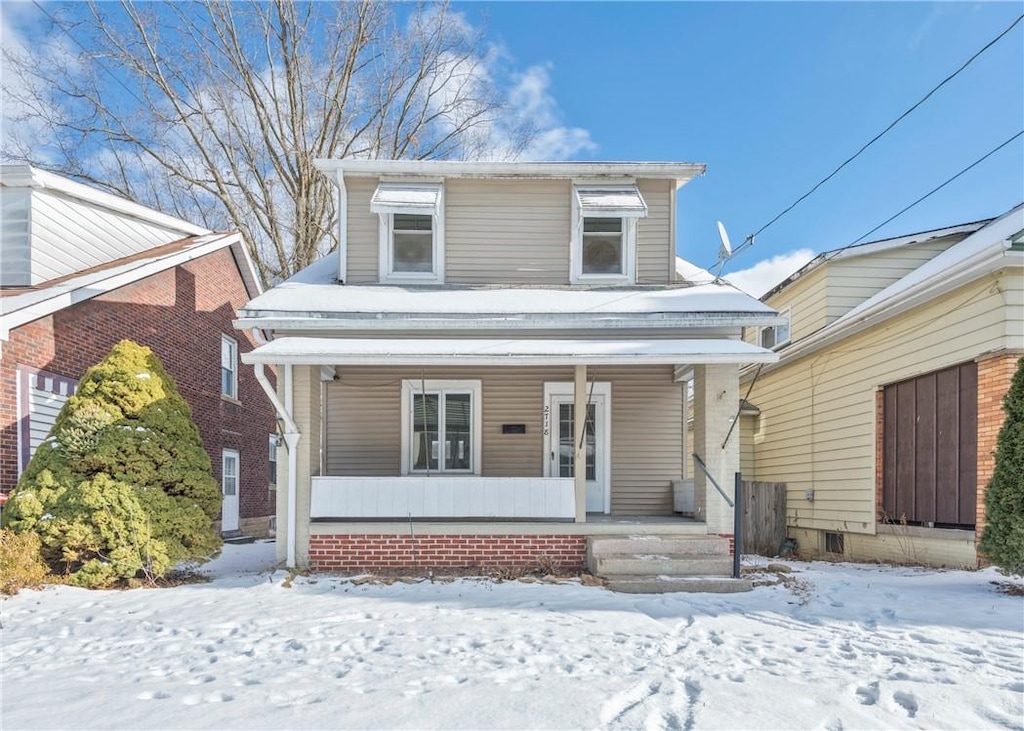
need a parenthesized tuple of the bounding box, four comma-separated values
(855, 682, 879, 706)
(892, 691, 918, 717)
(136, 690, 171, 701)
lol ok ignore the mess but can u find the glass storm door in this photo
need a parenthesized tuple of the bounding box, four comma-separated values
(551, 397, 607, 513)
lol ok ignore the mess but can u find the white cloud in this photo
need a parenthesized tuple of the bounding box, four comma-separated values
(507, 64, 596, 161)
(723, 249, 816, 298)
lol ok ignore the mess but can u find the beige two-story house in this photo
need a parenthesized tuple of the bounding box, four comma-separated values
(234, 160, 781, 578)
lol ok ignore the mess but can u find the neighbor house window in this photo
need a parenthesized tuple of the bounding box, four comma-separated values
(400, 380, 482, 475)
(372, 182, 444, 283)
(571, 184, 647, 284)
(759, 308, 791, 349)
(269, 434, 278, 485)
(221, 336, 238, 398)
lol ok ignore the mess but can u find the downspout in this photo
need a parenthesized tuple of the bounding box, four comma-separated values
(253, 362, 300, 568)
(334, 170, 347, 284)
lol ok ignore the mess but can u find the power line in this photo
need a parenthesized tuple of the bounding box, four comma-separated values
(835, 129, 1023, 252)
(742, 12, 1024, 247)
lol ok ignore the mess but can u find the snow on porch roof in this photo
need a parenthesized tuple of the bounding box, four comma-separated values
(241, 337, 779, 367)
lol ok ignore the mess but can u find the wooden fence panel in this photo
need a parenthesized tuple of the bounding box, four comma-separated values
(741, 481, 787, 557)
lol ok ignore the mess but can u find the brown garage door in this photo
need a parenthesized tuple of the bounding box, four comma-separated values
(882, 362, 977, 528)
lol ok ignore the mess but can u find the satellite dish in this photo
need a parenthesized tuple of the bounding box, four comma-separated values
(717, 221, 733, 260)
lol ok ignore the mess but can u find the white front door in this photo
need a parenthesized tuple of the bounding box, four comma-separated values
(550, 395, 608, 513)
(221, 450, 240, 533)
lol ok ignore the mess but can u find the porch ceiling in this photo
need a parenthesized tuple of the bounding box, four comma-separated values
(240, 336, 778, 367)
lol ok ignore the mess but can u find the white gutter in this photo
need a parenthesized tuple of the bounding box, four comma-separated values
(233, 312, 786, 331)
(313, 159, 707, 183)
(253, 363, 300, 568)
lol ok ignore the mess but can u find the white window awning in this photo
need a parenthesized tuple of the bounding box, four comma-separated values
(370, 182, 442, 215)
(242, 337, 778, 367)
(575, 185, 648, 218)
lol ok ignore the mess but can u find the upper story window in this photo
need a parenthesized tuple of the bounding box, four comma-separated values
(221, 335, 238, 399)
(372, 182, 444, 283)
(759, 308, 791, 349)
(572, 184, 647, 284)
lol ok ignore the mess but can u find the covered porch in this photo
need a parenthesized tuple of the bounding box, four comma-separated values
(244, 337, 776, 568)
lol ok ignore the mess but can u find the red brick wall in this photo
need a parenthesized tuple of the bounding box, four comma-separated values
(0, 247, 275, 525)
(309, 534, 586, 572)
(975, 352, 1021, 537)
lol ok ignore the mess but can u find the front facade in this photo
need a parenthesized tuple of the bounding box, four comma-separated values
(0, 167, 277, 537)
(237, 161, 781, 572)
(741, 207, 1023, 567)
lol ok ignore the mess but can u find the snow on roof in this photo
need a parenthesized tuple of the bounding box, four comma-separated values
(242, 336, 778, 366)
(241, 251, 775, 319)
(675, 256, 717, 285)
(832, 204, 1023, 328)
(314, 159, 706, 182)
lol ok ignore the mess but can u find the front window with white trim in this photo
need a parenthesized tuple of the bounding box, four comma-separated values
(759, 308, 792, 349)
(571, 184, 647, 284)
(221, 336, 238, 398)
(401, 380, 482, 475)
(373, 182, 444, 283)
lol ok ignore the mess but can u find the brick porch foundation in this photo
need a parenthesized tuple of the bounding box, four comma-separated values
(309, 534, 587, 572)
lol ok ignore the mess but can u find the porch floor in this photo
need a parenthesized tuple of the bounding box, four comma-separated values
(309, 514, 707, 537)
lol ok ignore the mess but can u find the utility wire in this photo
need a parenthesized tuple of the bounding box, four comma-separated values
(743, 12, 1024, 246)
(836, 129, 1023, 252)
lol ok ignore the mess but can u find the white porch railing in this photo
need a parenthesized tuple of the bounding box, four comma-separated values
(310, 476, 576, 520)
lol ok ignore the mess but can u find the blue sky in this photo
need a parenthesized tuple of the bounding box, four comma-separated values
(458, 1, 1024, 290)
(3, 2, 1021, 294)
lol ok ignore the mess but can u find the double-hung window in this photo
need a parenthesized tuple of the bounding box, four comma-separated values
(221, 335, 238, 399)
(400, 380, 482, 475)
(372, 182, 444, 283)
(572, 184, 647, 284)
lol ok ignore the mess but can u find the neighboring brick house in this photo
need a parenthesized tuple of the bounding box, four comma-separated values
(0, 166, 276, 537)
(739, 205, 1023, 568)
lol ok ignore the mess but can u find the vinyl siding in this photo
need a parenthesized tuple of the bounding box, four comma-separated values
(445, 179, 570, 284)
(26, 189, 197, 285)
(344, 176, 380, 284)
(636, 179, 673, 285)
(825, 236, 964, 321)
(342, 176, 675, 285)
(740, 414, 755, 477)
(322, 365, 683, 515)
(746, 272, 1015, 534)
(0, 188, 30, 286)
(764, 265, 828, 342)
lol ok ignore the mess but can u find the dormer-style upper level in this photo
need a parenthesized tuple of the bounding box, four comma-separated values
(314, 160, 706, 287)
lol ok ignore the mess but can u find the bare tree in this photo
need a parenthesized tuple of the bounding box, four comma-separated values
(3, 1, 532, 283)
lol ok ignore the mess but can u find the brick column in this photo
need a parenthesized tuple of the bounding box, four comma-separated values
(975, 352, 1021, 538)
(693, 364, 740, 535)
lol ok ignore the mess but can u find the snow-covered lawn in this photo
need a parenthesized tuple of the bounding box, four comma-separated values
(2, 542, 1022, 731)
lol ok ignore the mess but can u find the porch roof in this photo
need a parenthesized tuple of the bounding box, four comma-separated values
(241, 336, 778, 367)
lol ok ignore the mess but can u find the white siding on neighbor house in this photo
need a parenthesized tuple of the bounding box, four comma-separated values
(745, 272, 1016, 535)
(24, 189, 198, 285)
(342, 176, 676, 285)
(323, 365, 684, 515)
(1, 188, 31, 286)
(16, 367, 78, 474)
(825, 235, 965, 321)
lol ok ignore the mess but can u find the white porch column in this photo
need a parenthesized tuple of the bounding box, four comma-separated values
(574, 364, 587, 523)
(693, 364, 740, 535)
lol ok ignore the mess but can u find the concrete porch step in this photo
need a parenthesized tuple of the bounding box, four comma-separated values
(591, 555, 733, 577)
(607, 577, 752, 594)
(588, 535, 729, 557)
